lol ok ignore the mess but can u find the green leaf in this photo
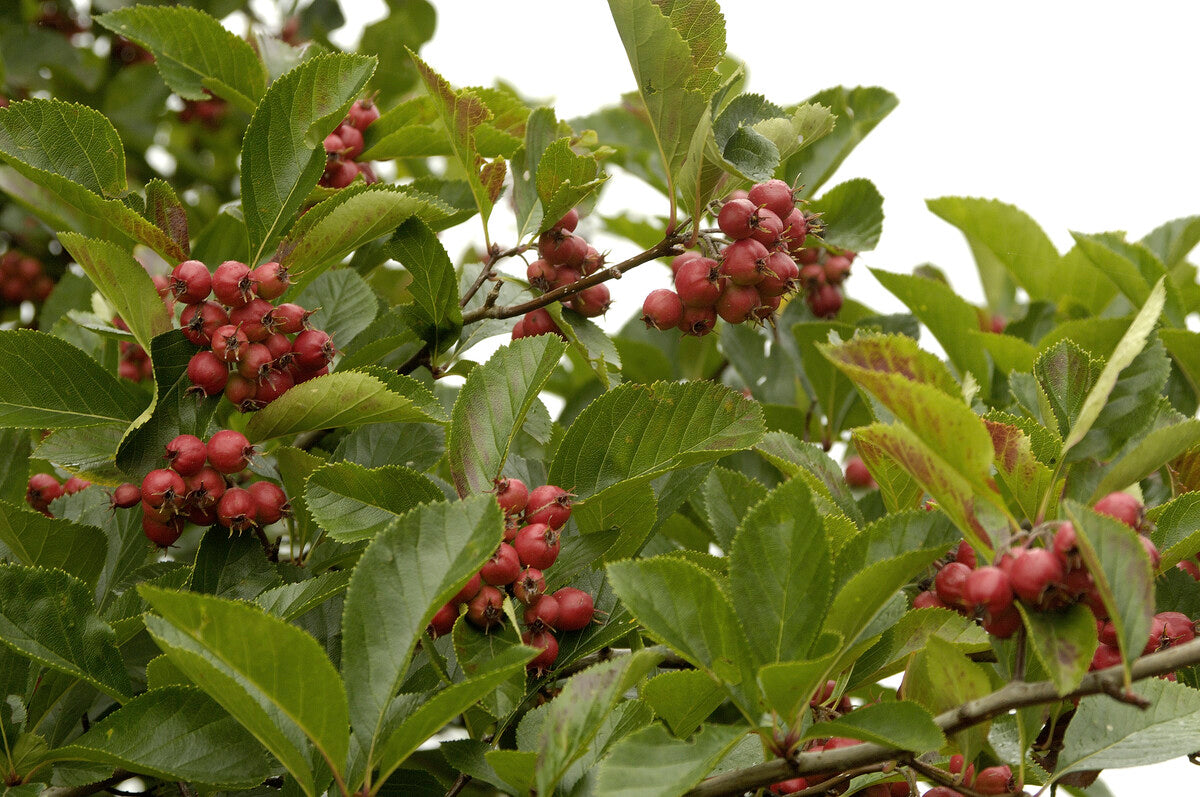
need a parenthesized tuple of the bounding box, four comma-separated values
(729, 478, 831, 662)
(1063, 501, 1155, 683)
(446, 335, 567, 497)
(1062, 279, 1166, 456)
(0, 564, 130, 701)
(142, 586, 349, 796)
(535, 649, 664, 796)
(595, 722, 746, 797)
(1140, 215, 1200, 267)
(0, 100, 184, 261)
(386, 217, 463, 353)
(341, 495, 502, 771)
(281, 184, 453, 293)
(294, 268, 378, 350)
(244, 369, 445, 442)
(809, 178, 884, 253)
(255, 570, 352, 622)
(144, 179, 190, 256)
(849, 608, 989, 690)
(0, 330, 141, 428)
(1019, 602, 1098, 696)
(536, 137, 607, 230)
(1071, 233, 1184, 325)
(904, 636, 992, 760)
(1092, 415, 1200, 502)
(784, 86, 898, 198)
(95, 6, 267, 114)
(0, 500, 106, 588)
(805, 701, 944, 752)
(606, 557, 757, 711)
(698, 466, 767, 551)
(304, 462, 443, 543)
(1057, 678, 1200, 776)
(756, 642, 841, 721)
(241, 53, 376, 265)
(1035, 340, 1100, 441)
(51, 686, 271, 787)
(985, 418, 1056, 522)
(549, 381, 764, 501)
(1150, 493, 1200, 572)
(640, 669, 727, 738)
(56, 233, 172, 353)
(190, 529, 280, 600)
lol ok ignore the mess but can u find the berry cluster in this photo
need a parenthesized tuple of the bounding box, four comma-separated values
(0, 250, 54, 306)
(920, 757, 1019, 796)
(793, 245, 854, 319)
(110, 431, 288, 548)
(321, 99, 379, 189)
(512, 209, 608, 340)
(25, 472, 90, 516)
(428, 478, 596, 675)
(171, 259, 334, 411)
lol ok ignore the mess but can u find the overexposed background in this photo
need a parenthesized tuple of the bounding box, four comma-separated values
(281, 1, 1198, 793)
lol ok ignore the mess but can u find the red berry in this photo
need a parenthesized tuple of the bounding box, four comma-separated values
(552, 587, 594, 631)
(181, 301, 229, 347)
(717, 197, 759, 240)
(1009, 547, 1066, 604)
(452, 572, 482, 605)
(1159, 611, 1196, 646)
(757, 251, 799, 297)
(807, 283, 843, 318)
(212, 260, 257, 308)
(142, 515, 184, 547)
(674, 257, 723, 307)
(26, 473, 62, 511)
(522, 628, 559, 673)
(513, 567, 546, 604)
(1091, 644, 1122, 671)
(466, 585, 505, 630)
(748, 207, 784, 246)
(207, 430, 255, 474)
(548, 267, 581, 292)
(521, 308, 562, 339)
(678, 305, 717, 336)
(523, 593, 559, 631)
(526, 259, 555, 291)
(963, 566, 1014, 616)
(335, 123, 364, 159)
(1053, 522, 1078, 563)
(250, 262, 291, 301)
(983, 604, 1022, 639)
(429, 602, 457, 638)
(782, 208, 808, 253)
(247, 481, 289, 526)
(263, 332, 293, 363)
(823, 255, 853, 284)
(481, 543, 522, 586)
(211, 324, 248, 363)
(581, 246, 604, 275)
(293, 329, 335, 370)
(185, 502, 217, 526)
(669, 251, 703, 277)
(526, 485, 573, 529)
(1140, 535, 1161, 570)
(1094, 491, 1143, 529)
(514, 524, 561, 570)
(229, 299, 276, 342)
(323, 131, 345, 154)
(1097, 619, 1118, 647)
(165, 434, 208, 476)
(799, 262, 826, 288)
(217, 487, 257, 531)
(768, 779, 809, 795)
(169, 260, 212, 304)
(184, 467, 226, 508)
(715, 283, 760, 324)
(347, 98, 380, 130)
(641, 289, 684, 331)
(934, 562, 972, 607)
(748, 179, 796, 219)
(720, 239, 770, 286)
(955, 540, 977, 569)
(236, 343, 273, 381)
(323, 158, 359, 189)
(253, 369, 294, 405)
(225, 373, 260, 411)
(111, 482, 142, 509)
(539, 231, 588, 268)
(271, 303, 311, 335)
(913, 590, 948, 610)
(569, 283, 611, 317)
(142, 468, 186, 511)
(494, 477, 529, 516)
(553, 208, 579, 233)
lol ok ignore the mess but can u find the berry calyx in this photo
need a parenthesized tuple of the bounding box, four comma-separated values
(250, 262, 291, 300)
(642, 289, 684, 331)
(513, 567, 546, 604)
(293, 329, 335, 370)
(493, 477, 529, 516)
(514, 523, 561, 570)
(211, 324, 249, 363)
(211, 260, 257, 308)
(141, 468, 186, 512)
(142, 515, 185, 548)
(526, 485, 573, 529)
(466, 585, 505, 630)
(169, 260, 212, 304)
(217, 487, 257, 531)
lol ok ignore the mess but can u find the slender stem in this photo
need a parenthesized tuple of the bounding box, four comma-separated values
(905, 758, 992, 797)
(444, 772, 471, 797)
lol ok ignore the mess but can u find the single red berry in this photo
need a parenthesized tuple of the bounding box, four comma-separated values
(581, 246, 604, 275)
(539, 231, 588, 268)
(748, 179, 796, 219)
(481, 543, 522, 586)
(323, 131, 345, 154)
(514, 524, 561, 570)
(1053, 522, 1078, 564)
(717, 197, 759, 239)
(212, 260, 257, 308)
(553, 208, 579, 233)
(748, 207, 784, 246)
(552, 587, 594, 631)
(347, 98, 380, 130)
(322, 157, 359, 188)
(1144, 615, 1169, 654)
(142, 515, 185, 548)
(494, 477, 529, 516)
(207, 430, 255, 474)
(165, 434, 208, 476)
(510, 319, 527, 340)
(466, 585, 505, 630)
(211, 324, 249, 363)
(522, 308, 562, 339)
(271, 303, 312, 335)
(526, 485, 573, 529)
(526, 259, 556, 291)
(229, 299, 276, 342)
(782, 208, 808, 252)
(1009, 547, 1066, 604)
(250, 262, 290, 300)
(758, 251, 800, 297)
(1094, 491, 1143, 529)
(570, 283, 611, 317)
(334, 123, 364, 159)
(236, 343, 274, 381)
(169, 260, 212, 304)
(225, 373, 260, 411)
(913, 590, 949, 610)
(548, 267, 581, 292)
(963, 566, 1014, 616)
(181, 301, 229, 347)
(1159, 611, 1196, 646)
(247, 480, 289, 525)
(428, 602, 457, 638)
(523, 593, 559, 631)
(641, 289, 684, 331)
(141, 468, 186, 511)
(674, 257, 723, 307)
(111, 482, 142, 509)
(184, 466, 226, 508)
(1091, 644, 1123, 671)
(253, 369, 294, 405)
(1140, 535, 1162, 570)
(983, 603, 1022, 639)
(955, 539, 977, 569)
(823, 255, 853, 284)
(934, 562, 972, 607)
(807, 283, 843, 318)
(293, 329, 335, 370)
(513, 567, 546, 604)
(60, 477, 88, 494)
(217, 487, 257, 531)
(26, 473, 62, 511)
(669, 250, 703, 277)
(768, 779, 809, 795)
(678, 305, 717, 336)
(263, 332, 293, 363)
(720, 238, 770, 286)
(714, 283, 759, 324)
(522, 629, 559, 673)
(798, 262, 826, 288)
(1097, 618, 1119, 647)
(452, 572, 482, 605)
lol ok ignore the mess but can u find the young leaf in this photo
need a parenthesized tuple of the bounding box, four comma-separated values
(1150, 493, 1200, 572)
(904, 636, 992, 761)
(594, 722, 747, 797)
(244, 369, 446, 442)
(698, 466, 767, 551)
(141, 586, 349, 796)
(848, 608, 989, 690)
(341, 495, 502, 773)
(785, 86, 897, 198)
(304, 462, 443, 543)
(241, 53, 377, 265)
(94, 6, 267, 114)
(809, 178, 884, 253)
(1140, 215, 1200, 268)
(985, 418, 1056, 522)
(756, 641, 842, 721)
(0, 500, 106, 588)
(446, 335, 566, 497)
(549, 381, 764, 502)
(0, 564, 131, 701)
(804, 701, 944, 752)
(0, 330, 142, 428)
(536, 137, 607, 229)
(386, 216, 464, 353)
(50, 686, 271, 788)
(729, 478, 831, 662)
(640, 669, 728, 738)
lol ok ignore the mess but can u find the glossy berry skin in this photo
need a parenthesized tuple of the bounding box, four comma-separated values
(570, 283, 611, 317)
(481, 543, 522, 586)
(211, 325, 248, 363)
(466, 585, 505, 630)
(974, 765, 1016, 794)
(934, 561, 972, 608)
(553, 587, 595, 631)
(720, 238, 770, 286)
(207, 430, 254, 474)
(452, 572, 482, 605)
(1009, 547, 1065, 603)
(748, 207, 784, 246)
(717, 197, 759, 240)
(271, 303, 311, 335)
(913, 590, 949, 610)
(237, 343, 274, 381)
(217, 487, 257, 531)
(983, 603, 1023, 640)
(674, 257, 723, 307)
(1053, 522, 1078, 562)
(514, 524, 561, 570)
(184, 467, 225, 508)
(678, 305, 717, 336)
(1094, 491, 1143, 529)
(963, 566, 1014, 616)
(225, 373, 259, 411)
(142, 469, 186, 510)
(428, 603, 457, 638)
(251, 262, 291, 300)
(758, 251, 799, 297)
(181, 301, 229, 347)
(169, 260, 212, 304)
(641, 289, 684, 330)
(165, 434, 208, 476)
(513, 568, 547, 604)
(230, 299, 276, 342)
(248, 481, 289, 525)
(523, 594, 559, 631)
(716, 283, 760, 324)
(955, 540, 977, 569)
(748, 178, 796, 219)
(522, 629, 559, 673)
(293, 329, 335, 370)
(27, 473, 62, 503)
(526, 485, 572, 529)
(522, 308, 561, 338)
(494, 477, 528, 516)
(143, 515, 185, 548)
(553, 208, 579, 233)
(212, 260, 256, 308)
(111, 482, 142, 508)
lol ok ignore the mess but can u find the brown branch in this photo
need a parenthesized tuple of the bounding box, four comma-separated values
(461, 243, 529, 308)
(685, 638, 1200, 797)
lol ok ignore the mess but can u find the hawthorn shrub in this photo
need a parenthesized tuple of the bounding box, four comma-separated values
(0, 1, 1198, 796)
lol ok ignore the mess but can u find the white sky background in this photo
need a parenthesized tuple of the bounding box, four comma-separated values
(304, 1, 1199, 793)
